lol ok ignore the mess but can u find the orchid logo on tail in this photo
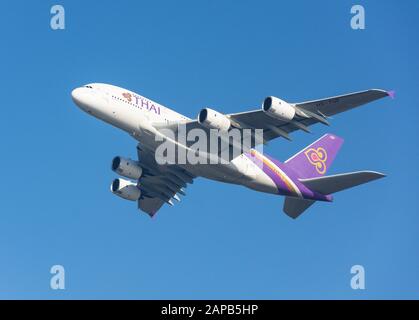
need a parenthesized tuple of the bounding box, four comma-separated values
(305, 147, 328, 175)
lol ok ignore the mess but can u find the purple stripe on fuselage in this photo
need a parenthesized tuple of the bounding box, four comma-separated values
(245, 151, 332, 202)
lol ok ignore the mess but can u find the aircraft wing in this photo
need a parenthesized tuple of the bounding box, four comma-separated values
(135, 144, 195, 217)
(228, 89, 392, 141)
(157, 89, 392, 144)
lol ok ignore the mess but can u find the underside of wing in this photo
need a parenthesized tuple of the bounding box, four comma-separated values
(229, 89, 392, 142)
(295, 89, 392, 117)
(155, 89, 392, 151)
(138, 197, 165, 217)
(136, 144, 196, 217)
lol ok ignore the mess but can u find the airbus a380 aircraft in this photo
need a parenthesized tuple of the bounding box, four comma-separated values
(71, 83, 392, 218)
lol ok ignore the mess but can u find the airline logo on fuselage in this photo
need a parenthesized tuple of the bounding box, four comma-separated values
(122, 92, 132, 102)
(305, 147, 327, 174)
(121, 92, 161, 115)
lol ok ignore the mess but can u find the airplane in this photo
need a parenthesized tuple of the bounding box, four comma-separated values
(71, 83, 393, 218)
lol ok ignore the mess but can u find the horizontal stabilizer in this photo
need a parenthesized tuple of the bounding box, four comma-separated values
(300, 171, 386, 195)
(283, 197, 316, 219)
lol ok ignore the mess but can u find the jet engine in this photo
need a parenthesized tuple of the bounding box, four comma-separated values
(110, 178, 141, 201)
(111, 156, 143, 180)
(198, 108, 231, 131)
(262, 96, 296, 122)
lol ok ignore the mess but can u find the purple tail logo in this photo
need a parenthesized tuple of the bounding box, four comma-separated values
(285, 134, 343, 179)
(304, 147, 328, 175)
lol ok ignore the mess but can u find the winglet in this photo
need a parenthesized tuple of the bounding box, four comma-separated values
(387, 90, 396, 99)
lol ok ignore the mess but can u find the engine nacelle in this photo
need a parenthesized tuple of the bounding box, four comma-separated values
(262, 96, 296, 122)
(111, 156, 143, 180)
(110, 178, 141, 201)
(198, 108, 231, 131)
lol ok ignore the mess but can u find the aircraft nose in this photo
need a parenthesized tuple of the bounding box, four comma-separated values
(71, 87, 94, 112)
(71, 87, 84, 106)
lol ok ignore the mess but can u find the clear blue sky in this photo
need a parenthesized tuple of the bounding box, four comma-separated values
(0, 0, 418, 299)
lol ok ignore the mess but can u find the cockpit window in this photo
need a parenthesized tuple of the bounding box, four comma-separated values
(84, 85, 93, 89)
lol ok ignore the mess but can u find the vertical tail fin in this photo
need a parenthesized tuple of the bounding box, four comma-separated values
(284, 134, 344, 179)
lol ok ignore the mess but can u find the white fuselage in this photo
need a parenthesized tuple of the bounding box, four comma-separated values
(71, 83, 279, 195)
